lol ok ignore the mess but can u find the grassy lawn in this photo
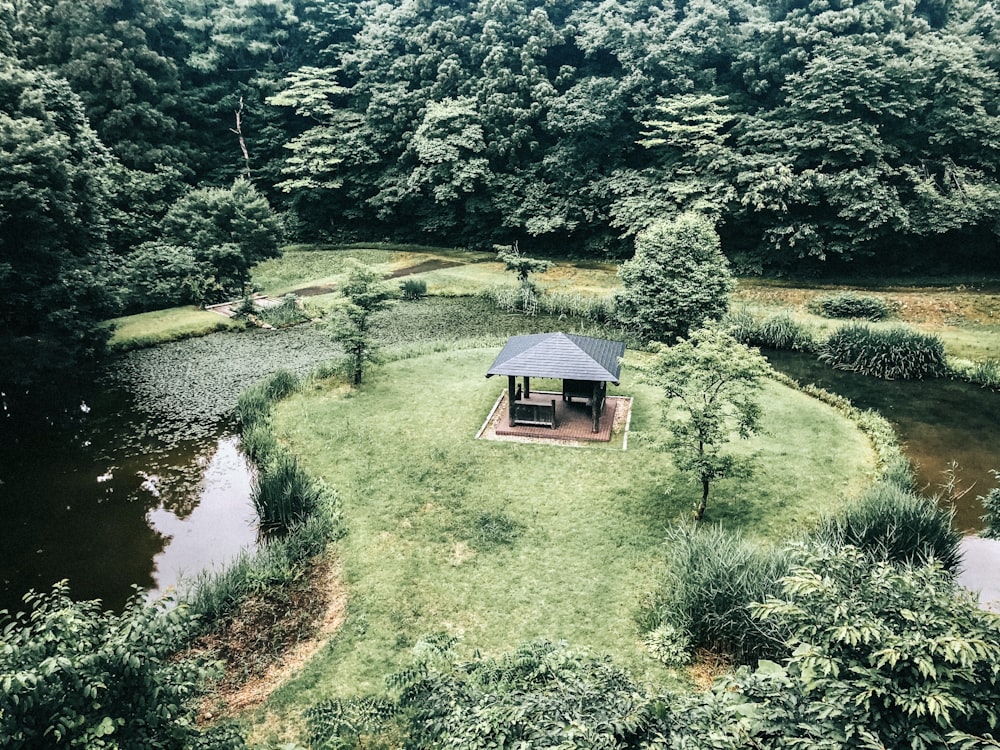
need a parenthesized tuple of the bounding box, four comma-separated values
(106, 306, 241, 351)
(734, 279, 1000, 361)
(245, 345, 876, 743)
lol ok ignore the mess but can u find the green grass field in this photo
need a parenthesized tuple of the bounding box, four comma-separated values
(106, 244, 1000, 362)
(106, 306, 241, 351)
(244, 344, 875, 743)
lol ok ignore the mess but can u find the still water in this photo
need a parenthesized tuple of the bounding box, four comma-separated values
(0, 323, 342, 613)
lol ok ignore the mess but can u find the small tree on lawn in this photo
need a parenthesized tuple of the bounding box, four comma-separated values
(330, 262, 394, 385)
(496, 241, 552, 313)
(645, 327, 769, 521)
(615, 212, 734, 344)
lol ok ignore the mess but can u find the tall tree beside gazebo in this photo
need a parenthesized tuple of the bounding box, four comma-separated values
(330, 262, 394, 385)
(615, 212, 734, 345)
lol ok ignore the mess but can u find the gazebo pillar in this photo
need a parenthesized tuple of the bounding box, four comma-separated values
(591, 382, 601, 432)
(508, 375, 516, 421)
(523, 376, 531, 398)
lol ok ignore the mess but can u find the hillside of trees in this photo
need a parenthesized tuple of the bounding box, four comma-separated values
(2, 0, 999, 394)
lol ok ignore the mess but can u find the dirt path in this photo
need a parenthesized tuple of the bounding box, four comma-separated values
(198, 556, 348, 721)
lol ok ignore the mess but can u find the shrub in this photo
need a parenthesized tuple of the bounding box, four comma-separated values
(980, 473, 1000, 538)
(726, 308, 816, 352)
(818, 323, 946, 379)
(645, 525, 795, 663)
(256, 294, 309, 328)
(387, 639, 656, 750)
(118, 241, 206, 312)
(399, 278, 427, 300)
(809, 291, 895, 321)
(751, 546, 1000, 748)
(811, 479, 962, 570)
(0, 583, 245, 749)
(252, 451, 325, 534)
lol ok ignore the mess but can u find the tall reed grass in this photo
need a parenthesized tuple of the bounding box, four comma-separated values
(252, 452, 326, 534)
(644, 525, 796, 664)
(236, 369, 300, 431)
(482, 284, 615, 323)
(726, 308, 816, 352)
(185, 509, 341, 622)
(810, 479, 961, 570)
(818, 323, 946, 379)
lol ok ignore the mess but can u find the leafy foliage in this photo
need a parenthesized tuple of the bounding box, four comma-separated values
(643, 327, 770, 520)
(159, 179, 285, 303)
(390, 638, 657, 750)
(0, 59, 115, 397)
(818, 323, 947, 379)
(751, 546, 1000, 749)
(615, 213, 734, 345)
(496, 243, 553, 286)
(0, 582, 244, 749)
(117, 241, 205, 311)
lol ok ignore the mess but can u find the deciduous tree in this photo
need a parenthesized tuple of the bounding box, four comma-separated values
(159, 178, 284, 303)
(0, 60, 115, 402)
(615, 212, 734, 344)
(644, 327, 769, 521)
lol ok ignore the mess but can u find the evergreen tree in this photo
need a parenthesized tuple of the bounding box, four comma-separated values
(615, 212, 734, 344)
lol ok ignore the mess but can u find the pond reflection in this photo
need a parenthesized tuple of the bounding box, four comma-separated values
(763, 349, 1000, 532)
(146, 436, 257, 598)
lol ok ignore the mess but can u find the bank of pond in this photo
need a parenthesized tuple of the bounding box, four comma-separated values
(0, 318, 998, 615)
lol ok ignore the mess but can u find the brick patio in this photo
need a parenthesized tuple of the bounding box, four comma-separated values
(479, 390, 631, 444)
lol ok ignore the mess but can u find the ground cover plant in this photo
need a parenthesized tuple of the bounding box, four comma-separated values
(239, 342, 875, 743)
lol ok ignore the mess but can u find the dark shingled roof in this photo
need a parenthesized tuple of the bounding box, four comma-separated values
(486, 333, 625, 384)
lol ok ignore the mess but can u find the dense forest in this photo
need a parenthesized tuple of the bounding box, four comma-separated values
(2, 0, 1000, 396)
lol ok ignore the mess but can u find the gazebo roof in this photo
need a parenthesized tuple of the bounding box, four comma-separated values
(486, 332, 625, 384)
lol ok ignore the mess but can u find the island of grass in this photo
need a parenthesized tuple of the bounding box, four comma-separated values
(242, 342, 876, 743)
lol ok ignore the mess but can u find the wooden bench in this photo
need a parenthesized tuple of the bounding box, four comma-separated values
(511, 398, 557, 428)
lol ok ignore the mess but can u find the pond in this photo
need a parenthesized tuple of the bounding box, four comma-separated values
(763, 349, 1000, 532)
(764, 349, 1000, 611)
(0, 323, 343, 614)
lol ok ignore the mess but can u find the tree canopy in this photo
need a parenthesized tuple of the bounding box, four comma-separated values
(3, 0, 1000, 395)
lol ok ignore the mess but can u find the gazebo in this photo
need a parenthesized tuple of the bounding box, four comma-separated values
(486, 332, 626, 432)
